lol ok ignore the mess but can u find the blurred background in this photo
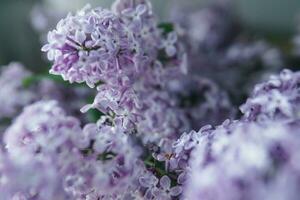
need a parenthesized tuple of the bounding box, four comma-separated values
(0, 0, 299, 70)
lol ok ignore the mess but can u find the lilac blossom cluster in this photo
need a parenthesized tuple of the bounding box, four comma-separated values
(2, 101, 142, 199)
(184, 120, 300, 200)
(240, 69, 300, 122)
(42, 2, 161, 88)
(182, 69, 300, 199)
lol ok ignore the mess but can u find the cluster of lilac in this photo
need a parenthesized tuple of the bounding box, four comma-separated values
(185, 120, 300, 199)
(42, 1, 161, 88)
(1, 0, 300, 199)
(240, 69, 300, 122)
(2, 100, 147, 199)
(177, 69, 300, 199)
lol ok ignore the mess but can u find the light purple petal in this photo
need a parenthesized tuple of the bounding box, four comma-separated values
(166, 46, 176, 57)
(160, 175, 171, 190)
(139, 177, 152, 187)
(170, 186, 182, 196)
(167, 32, 178, 44)
(75, 30, 86, 44)
(136, 4, 147, 15)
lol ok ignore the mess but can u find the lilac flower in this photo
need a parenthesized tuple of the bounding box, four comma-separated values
(78, 121, 144, 196)
(121, 4, 148, 29)
(4, 100, 82, 158)
(42, 2, 160, 88)
(171, 127, 211, 171)
(152, 175, 182, 200)
(3, 101, 92, 198)
(139, 173, 182, 200)
(184, 120, 300, 200)
(139, 171, 159, 199)
(162, 32, 178, 57)
(241, 69, 300, 122)
(42, 5, 123, 87)
(81, 84, 141, 128)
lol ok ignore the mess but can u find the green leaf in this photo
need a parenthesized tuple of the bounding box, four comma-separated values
(22, 74, 86, 88)
(0, 117, 11, 126)
(22, 75, 39, 88)
(158, 22, 174, 35)
(87, 109, 104, 123)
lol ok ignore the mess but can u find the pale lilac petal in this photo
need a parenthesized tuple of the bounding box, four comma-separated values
(166, 45, 176, 57)
(167, 32, 177, 44)
(170, 186, 182, 196)
(75, 30, 86, 44)
(139, 177, 152, 187)
(159, 175, 171, 190)
(136, 4, 147, 15)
